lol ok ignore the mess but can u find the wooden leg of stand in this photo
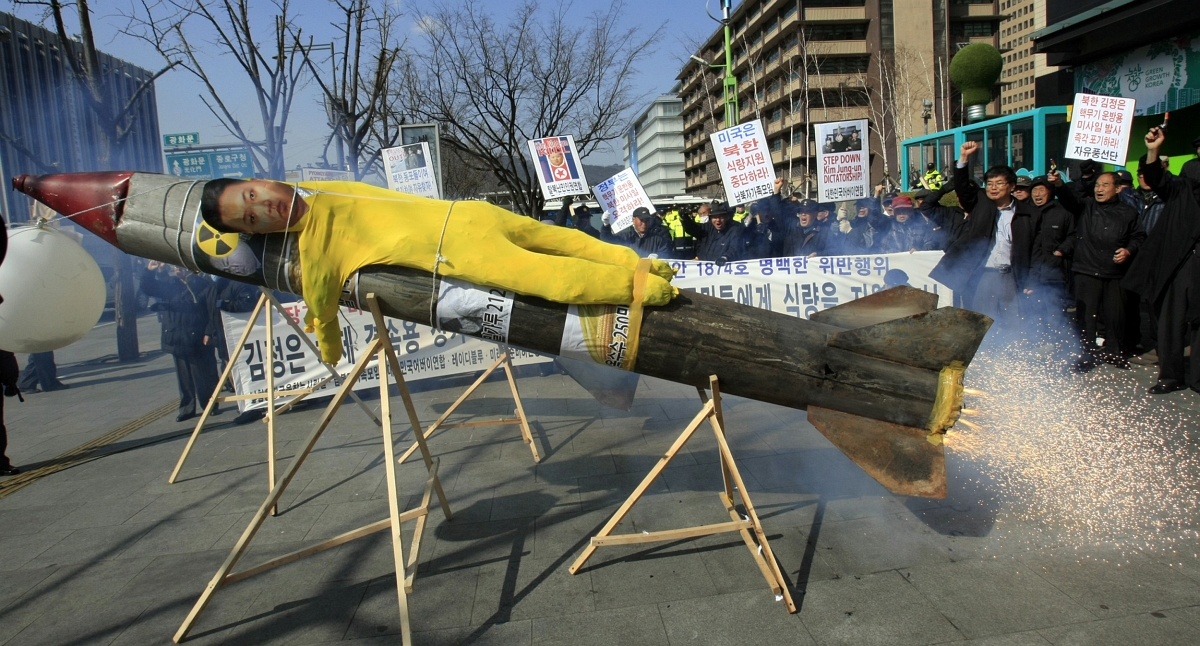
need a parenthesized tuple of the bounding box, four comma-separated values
(173, 339, 382, 643)
(396, 354, 505, 465)
(698, 381, 735, 504)
(502, 352, 540, 463)
(377, 344, 414, 645)
(365, 295, 453, 521)
(568, 401, 714, 575)
(265, 303, 278, 517)
(169, 295, 267, 484)
(709, 409, 797, 613)
(405, 457, 439, 593)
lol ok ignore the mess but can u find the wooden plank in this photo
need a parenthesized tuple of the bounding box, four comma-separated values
(433, 418, 522, 430)
(173, 337, 383, 643)
(265, 294, 278, 517)
(502, 353, 540, 462)
(168, 294, 266, 484)
(216, 388, 315, 402)
(404, 457, 440, 594)
(589, 520, 752, 547)
(568, 401, 714, 575)
(376, 341, 414, 645)
(223, 519, 392, 585)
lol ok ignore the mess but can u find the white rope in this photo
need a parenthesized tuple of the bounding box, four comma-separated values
(429, 201, 457, 329)
(176, 181, 203, 271)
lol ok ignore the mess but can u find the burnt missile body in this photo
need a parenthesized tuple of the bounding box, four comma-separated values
(13, 171, 992, 498)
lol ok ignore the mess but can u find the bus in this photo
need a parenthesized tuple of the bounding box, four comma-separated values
(900, 106, 1070, 190)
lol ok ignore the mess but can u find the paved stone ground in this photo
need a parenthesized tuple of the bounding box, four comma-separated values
(2, 320, 1199, 645)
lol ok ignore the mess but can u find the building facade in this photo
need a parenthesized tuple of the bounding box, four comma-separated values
(623, 93, 686, 198)
(0, 11, 163, 225)
(998, 0, 1055, 114)
(677, 0, 1002, 199)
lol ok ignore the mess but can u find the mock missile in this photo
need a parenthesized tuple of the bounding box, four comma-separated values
(12, 171, 992, 498)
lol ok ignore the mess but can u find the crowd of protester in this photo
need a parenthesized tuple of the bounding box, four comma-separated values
(549, 126, 1200, 392)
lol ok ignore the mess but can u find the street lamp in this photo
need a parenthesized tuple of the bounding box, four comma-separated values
(922, 99, 933, 134)
(701, 0, 739, 129)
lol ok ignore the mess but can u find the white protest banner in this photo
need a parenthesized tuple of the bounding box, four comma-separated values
(670, 251, 951, 317)
(815, 119, 871, 202)
(222, 300, 550, 412)
(1064, 94, 1136, 166)
(528, 136, 589, 200)
(710, 119, 775, 206)
(383, 142, 440, 198)
(592, 168, 654, 234)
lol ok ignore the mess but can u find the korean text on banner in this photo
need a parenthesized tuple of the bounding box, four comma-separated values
(1064, 94, 1136, 166)
(221, 301, 550, 412)
(814, 119, 870, 202)
(710, 120, 776, 206)
(383, 142, 441, 199)
(592, 169, 654, 234)
(528, 136, 589, 200)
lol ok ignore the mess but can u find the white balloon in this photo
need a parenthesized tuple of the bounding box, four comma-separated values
(0, 225, 106, 352)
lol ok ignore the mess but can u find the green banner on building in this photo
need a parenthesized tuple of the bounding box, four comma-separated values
(1075, 32, 1200, 115)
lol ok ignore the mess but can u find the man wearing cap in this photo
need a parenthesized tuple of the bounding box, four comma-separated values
(601, 206, 674, 260)
(930, 141, 1038, 328)
(677, 200, 751, 264)
(1028, 175, 1075, 336)
(779, 199, 827, 257)
(1013, 175, 1033, 204)
(1125, 127, 1200, 393)
(875, 196, 932, 254)
(1051, 168, 1145, 369)
(1115, 170, 1145, 215)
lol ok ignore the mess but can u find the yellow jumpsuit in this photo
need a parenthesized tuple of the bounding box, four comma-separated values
(293, 181, 677, 363)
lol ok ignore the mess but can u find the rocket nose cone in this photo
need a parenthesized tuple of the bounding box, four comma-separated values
(10, 171, 133, 246)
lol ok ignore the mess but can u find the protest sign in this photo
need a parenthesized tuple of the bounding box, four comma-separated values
(383, 142, 440, 198)
(592, 168, 654, 234)
(222, 299, 550, 412)
(528, 136, 589, 199)
(1064, 94, 1136, 166)
(709, 119, 776, 206)
(814, 119, 870, 202)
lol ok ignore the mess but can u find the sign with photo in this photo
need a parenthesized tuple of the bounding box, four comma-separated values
(710, 119, 776, 206)
(814, 119, 870, 202)
(592, 168, 654, 234)
(383, 142, 440, 199)
(528, 135, 589, 199)
(1064, 94, 1136, 166)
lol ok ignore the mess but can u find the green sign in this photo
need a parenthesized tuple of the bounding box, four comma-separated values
(165, 152, 211, 178)
(165, 147, 254, 179)
(1076, 31, 1200, 115)
(163, 132, 200, 148)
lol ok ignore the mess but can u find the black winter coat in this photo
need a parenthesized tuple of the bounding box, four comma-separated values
(1056, 186, 1144, 280)
(603, 220, 675, 259)
(678, 215, 753, 263)
(205, 278, 259, 360)
(929, 163, 1039, 293)
(873, 214, 934, 254)
(1030, 198, 1075, 285)
(1123, 156, 1200, 309)
(141, 268, 213, 356)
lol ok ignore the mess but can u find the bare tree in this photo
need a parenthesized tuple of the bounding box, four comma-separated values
(126, 0, 306, 180)
(397, 0, 661, 216)
(14, 0, 177, 363)
(293, 0, 403, 181)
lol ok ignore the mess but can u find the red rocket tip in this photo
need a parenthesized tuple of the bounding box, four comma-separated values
(10, 171, 134, 246)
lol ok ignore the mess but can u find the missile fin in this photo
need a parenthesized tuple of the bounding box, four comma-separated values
(809, 285, 939, 330)
(807, 406, 946, 498)
(827, 307, 992, 371)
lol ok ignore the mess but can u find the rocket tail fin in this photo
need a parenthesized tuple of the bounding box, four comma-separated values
(828, 306, 993, 372)
(807, 406, 947, 498)
(809, 285, 939, 329)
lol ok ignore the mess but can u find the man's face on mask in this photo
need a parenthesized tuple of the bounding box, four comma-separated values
(216, 179, 307, 234)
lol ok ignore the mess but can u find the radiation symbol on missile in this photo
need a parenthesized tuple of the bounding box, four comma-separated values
(195, 221, 239, 258)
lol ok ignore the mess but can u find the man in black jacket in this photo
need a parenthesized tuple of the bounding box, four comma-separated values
(142, 261, 221, 421)
(1124, 127, 1200, 393)
(1027, 176, 1075, 336)
(205, 276, 259, 383)
(0, 350, 20, 475)
(601, 207, 674, 259)
(678, 201, 752, 263)
(930, 141, 1038, 328)
(1052, 170, 1145, 368)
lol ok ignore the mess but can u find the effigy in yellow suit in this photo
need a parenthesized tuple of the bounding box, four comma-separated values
(200, 179, 677, 364)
